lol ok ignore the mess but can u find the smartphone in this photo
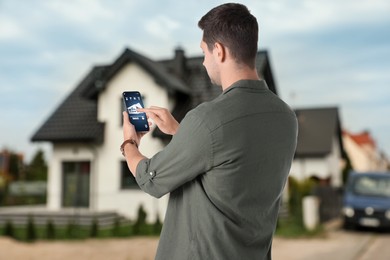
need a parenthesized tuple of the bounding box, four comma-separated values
(122, 91, 149, 132)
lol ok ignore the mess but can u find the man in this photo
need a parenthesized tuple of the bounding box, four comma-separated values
(121, 3, 298, 259)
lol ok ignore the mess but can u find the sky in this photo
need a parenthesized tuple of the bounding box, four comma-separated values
(1, 0, 390, 163)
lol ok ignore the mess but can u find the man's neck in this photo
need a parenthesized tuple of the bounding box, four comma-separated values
(220, 66, 260, 91)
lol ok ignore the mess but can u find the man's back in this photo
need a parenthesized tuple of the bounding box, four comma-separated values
(147, 80, 298, 259)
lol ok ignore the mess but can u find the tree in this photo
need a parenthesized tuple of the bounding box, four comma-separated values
(133, 205, 147, 235)
(26, 215, 37, 241)
(26, 149, 48, 181)
(8, 153, 22, 180)
(342, 151, 353, 186)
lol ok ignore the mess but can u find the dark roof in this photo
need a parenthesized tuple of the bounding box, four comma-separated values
(32, 47, 279, 144)
(31, 66, 106, 143)
(159, 49, 277, 107)
(294, 107, 345, 158)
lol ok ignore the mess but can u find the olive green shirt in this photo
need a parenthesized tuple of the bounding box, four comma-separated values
(136, 80, 298, 260)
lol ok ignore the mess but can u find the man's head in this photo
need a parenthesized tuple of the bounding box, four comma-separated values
(198, 3, 258, 69)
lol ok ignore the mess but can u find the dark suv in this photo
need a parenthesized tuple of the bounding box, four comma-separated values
(343, 172, 390, 230)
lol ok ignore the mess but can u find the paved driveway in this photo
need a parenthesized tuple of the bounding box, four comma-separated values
(1, 223, 389, 260)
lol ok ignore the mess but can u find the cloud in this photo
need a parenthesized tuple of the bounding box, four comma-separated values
(145, 15, 181, 41)
(252, 0, 390, 34)
(43, 0, 115, 25)
(0, 16, 25, 40)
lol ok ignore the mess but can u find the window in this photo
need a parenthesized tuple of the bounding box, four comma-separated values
(120, 161, 139, 189)
(62, 161, 90, 207)
(353, 176, 390, 197)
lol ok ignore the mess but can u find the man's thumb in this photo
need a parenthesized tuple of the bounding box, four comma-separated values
(123, 111, 130, 123)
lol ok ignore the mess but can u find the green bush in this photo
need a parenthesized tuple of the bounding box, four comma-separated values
(109, 216, 133, 237)
(34, 225, 47, 240)
(90, 218, 98, 238)
(53, 226, 68, 240)
(279, 176, 318, 234)
(288, 176, 316, 222)
(65, 221, 90, 239)
(0, 211, 163, 241)
(26, 216, 36, 241)
(3, 221, 14, 238)
(46, 220, 55, 239)
(111, 216, 121, 237)
(133, 205, 147, 235)
(153, 215, 163, 235)
(66, 220, 77, 238)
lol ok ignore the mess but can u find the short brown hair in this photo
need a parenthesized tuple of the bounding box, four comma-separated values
(198, 3, 258, 68)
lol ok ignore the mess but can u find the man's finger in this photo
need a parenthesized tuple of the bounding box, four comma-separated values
(138, 107, 162, 116)
(146, 110, 163, 125)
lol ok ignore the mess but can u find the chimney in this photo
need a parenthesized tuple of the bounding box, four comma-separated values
(173, 46, 187, 79)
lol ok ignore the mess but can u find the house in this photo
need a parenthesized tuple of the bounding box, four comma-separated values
(342, 130, 389, 172)
(31, 46, 278, 221)
(289, 107, 346, 187)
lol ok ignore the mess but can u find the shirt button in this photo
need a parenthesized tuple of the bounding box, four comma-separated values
(149, 171, 156, 177)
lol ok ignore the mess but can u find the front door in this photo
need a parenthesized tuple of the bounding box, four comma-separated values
(62, 161, 90, 208)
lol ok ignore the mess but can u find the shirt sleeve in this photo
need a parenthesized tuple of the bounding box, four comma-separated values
(135, 110, 213, 198)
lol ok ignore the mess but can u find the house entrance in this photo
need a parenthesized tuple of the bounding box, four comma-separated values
(62, 161, 90, 208)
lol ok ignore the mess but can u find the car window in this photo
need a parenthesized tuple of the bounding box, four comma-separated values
(353, 176, 390, 197)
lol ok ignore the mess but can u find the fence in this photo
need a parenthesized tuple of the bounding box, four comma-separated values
(0, 208, 127, 229)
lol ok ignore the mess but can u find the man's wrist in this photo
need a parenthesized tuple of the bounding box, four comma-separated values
(120, 139, 138, 156)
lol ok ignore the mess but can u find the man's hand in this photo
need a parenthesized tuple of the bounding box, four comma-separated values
(122, 111, 147, 175)
(122, 111, 145, 145)
(138, 106, 179, 135)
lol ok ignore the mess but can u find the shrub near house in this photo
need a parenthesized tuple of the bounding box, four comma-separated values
(0, 149, 47, 206)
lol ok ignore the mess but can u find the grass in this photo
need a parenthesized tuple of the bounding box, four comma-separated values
(275, 217, 325, 238)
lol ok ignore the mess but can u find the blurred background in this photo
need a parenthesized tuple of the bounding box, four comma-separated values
(1, 0, 389, 162)
(0, 0, 390, 259)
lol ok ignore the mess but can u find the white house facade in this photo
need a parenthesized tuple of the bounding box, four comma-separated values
(289, 107, 346, 187)
(46, 63, 176, 222)
(290, 136, 343, 187)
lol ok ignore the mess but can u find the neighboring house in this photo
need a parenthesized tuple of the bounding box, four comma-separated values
(342, 130, 388, 172)
(31, 46, 278, 221)
(289, 107, 346, 187)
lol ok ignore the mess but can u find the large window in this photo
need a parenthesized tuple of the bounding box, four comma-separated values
(120, 161, 139, 189)
(62, 161, 90, 207)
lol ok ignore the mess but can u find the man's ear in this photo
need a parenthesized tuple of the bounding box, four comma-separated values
(213, 42, 226, 63)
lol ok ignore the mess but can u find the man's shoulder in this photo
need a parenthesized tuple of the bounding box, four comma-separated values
(183, 100, 221, 130)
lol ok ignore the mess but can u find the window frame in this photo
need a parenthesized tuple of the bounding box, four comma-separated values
(120, 160, 139, 190)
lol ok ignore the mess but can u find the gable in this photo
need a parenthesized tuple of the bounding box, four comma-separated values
(295, 107, 345, 158)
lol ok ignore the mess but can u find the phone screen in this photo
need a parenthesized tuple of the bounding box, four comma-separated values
(122, 91, 149, 132)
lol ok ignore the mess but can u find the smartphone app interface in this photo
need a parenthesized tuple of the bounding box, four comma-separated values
(123, 92, 149, 132)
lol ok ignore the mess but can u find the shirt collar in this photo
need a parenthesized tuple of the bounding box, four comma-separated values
(222, 79, 269, 95)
